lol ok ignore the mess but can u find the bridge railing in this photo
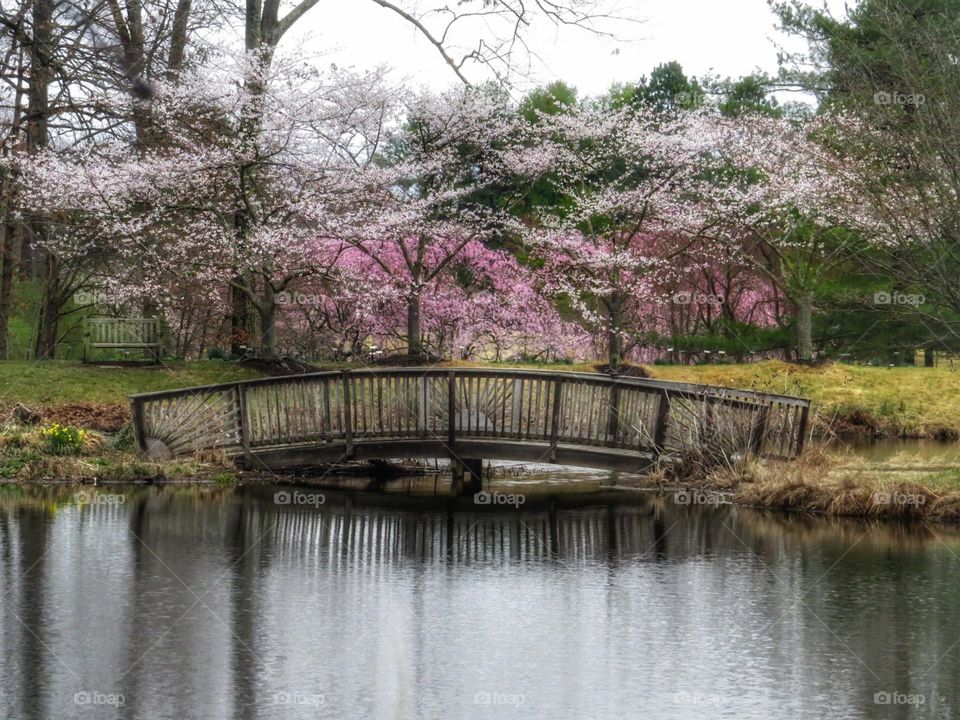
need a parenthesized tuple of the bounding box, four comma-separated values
(129, 368, 811, 463)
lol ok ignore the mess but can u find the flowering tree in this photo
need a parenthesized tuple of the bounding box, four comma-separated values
(323, 86, 534, 357)
(278, 239, 585, 361)
(518, 105, 753, 368)
(19, 52, 393, 357)
(713, 115, 868, 361)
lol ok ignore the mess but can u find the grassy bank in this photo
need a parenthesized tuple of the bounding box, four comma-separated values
(0, 418, 243, 484)
(0, 360, 260, 406)
(642, 360, 960, 439)
(0, 360, 262, 431)
(0, 360, 261, 481)
(657, 446, 960, 523)
(469, 359, 960, 439)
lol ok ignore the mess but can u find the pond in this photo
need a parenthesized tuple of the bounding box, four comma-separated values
(0, 481, 958, 719)
(829, 436, 960, 462)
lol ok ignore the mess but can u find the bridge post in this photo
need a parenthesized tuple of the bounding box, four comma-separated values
(342, 370, 354, 459)
(653, 389, 671, 455)
(447, 371, 456, 449)
(451, 458, 483, 496)
(549, 379, 563, 462)
(702, 396, 715, 443)
(235, 383, 253, 463)
(795, 404, 810, 455)
(446, 371, 482, 495)
(606, 382, 621, 443)
(749, 405, 770, 456)
(130, 397, 147, 453)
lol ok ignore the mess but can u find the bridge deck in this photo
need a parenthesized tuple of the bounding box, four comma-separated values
(129, 368, 811, 472)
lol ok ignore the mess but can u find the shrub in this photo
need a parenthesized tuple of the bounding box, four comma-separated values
(40, 423, 88, 455)
(109, 424, 137, 452)
(211, 471, 238, 487)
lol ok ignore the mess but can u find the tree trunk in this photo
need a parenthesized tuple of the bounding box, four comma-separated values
(167, 0, 193, 78)
(257, 300, 277, 359)
(925, 347, 935, 367)
(34, 253, 60, 359)
(230, 281, 250, 355)
(0, 166, 14, 360)
(607, 295, 623, 370)
(226, 2, 318, 360)
(0, 215, 12, 360)
(142, 296, 161, 360)
(796, 291, 814, 363)
(28, 0, 57, 353)
(229, 44, 267, 358)
(254, 282, 278, 358)
(407, 292, 422, 356)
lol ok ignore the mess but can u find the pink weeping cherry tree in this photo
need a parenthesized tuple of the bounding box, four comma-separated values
(277, 238, 588, 361)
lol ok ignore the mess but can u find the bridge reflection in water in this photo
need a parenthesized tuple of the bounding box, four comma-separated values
(195, 487, 676, 565)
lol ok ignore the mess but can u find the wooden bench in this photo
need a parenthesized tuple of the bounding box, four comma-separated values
(82, 317, 163, 363)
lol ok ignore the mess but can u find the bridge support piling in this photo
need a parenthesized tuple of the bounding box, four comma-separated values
(451, 458, 484, 496)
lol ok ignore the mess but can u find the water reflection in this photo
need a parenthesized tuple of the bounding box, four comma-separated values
(827, 436, 960, 462)
(0, 484, 958, 719)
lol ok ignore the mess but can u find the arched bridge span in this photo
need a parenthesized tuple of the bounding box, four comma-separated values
(130, 368, 810, 474)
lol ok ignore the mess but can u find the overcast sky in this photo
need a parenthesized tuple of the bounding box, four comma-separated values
(282, 0, 852, 101)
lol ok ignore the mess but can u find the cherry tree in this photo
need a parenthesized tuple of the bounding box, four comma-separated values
(277, 239, 585, 361)
(322, 85, 534, 357)
(19, 51, 394, 357)
(517, 105, 753, 369)
(713, 114, 869, 362)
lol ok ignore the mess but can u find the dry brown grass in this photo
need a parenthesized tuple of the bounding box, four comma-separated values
(685, 446, 960, 522)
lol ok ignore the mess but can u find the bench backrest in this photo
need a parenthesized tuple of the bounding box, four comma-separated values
(83, 317, 161, 347)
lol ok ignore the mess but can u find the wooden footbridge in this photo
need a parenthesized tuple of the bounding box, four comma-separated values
(130, 368, 810, 486)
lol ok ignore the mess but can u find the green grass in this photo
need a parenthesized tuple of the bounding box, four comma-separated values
(643, 360, 960, 437)
(211, 470, 239, 487)
(0, 360, 262, 407)
(1, 357, 958, 438)
(455, 358, 960, 437)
